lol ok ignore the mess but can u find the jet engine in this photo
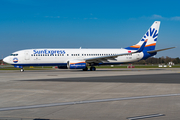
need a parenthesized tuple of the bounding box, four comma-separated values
(67, 60, 87, 69)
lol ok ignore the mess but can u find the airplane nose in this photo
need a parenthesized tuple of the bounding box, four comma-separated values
(3, 57, 9, 63)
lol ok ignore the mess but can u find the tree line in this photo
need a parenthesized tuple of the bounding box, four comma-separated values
(134, 57, 180, 64)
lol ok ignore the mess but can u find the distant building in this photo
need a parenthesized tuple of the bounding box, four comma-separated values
(168, 62, 174, 65)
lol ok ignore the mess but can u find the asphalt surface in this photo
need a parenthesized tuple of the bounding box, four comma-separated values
(0, 68, 180, 120)
(21, 73, 180, 84)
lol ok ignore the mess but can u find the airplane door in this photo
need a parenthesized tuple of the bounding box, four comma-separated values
(25, 52, 30, 60)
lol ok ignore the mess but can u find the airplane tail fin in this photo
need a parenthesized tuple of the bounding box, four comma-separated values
(125, 21, 160, 51)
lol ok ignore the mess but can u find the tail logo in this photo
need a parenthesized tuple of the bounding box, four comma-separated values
(141, 28, 158, 42)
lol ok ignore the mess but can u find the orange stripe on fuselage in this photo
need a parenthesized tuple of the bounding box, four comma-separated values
(130, 43, 156, 48)
(130, 45, 141, 48)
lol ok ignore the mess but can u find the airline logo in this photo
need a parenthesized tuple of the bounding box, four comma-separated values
(13, 58, 18, 63)
(141, 28, 158, 42)
(33, 50, 66, 54)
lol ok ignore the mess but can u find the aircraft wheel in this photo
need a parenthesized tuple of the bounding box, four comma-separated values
(20, 69, 24, 72)
(90, 67, 96, 71)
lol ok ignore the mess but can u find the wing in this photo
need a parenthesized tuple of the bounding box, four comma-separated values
(147, 47, 176, 53)
(84, 39, 148, 63)
(84, 52, 135, 63)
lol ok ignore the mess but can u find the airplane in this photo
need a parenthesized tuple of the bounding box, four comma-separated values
(3, 21, 175, 72)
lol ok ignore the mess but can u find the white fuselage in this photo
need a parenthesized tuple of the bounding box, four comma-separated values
(4, 48, 144, 66)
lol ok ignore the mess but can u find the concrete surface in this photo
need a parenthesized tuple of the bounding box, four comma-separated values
(0, 68, 180, 120)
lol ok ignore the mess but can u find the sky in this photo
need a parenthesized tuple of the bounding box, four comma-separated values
(0, 0, 180, 59)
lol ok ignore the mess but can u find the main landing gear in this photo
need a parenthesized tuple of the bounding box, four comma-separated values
(83, 67, 88, 71)
(82, 66, 96, 71)
(90, 66, 96, 71)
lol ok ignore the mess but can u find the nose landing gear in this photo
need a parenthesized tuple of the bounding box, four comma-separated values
(20, 68, 24, 72)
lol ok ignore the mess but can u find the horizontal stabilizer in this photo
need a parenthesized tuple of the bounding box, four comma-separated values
(147, 47, 176, 53)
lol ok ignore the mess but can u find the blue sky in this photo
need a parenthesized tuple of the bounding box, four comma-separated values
(0, 0, 180, 58)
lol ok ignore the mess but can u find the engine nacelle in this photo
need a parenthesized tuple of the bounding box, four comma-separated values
(67, 60, 87, 69)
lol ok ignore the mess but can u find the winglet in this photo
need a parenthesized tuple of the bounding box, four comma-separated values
(136, 39, 148, 52)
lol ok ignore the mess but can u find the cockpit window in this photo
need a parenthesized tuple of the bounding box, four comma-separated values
(10, 54, 18, 56)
